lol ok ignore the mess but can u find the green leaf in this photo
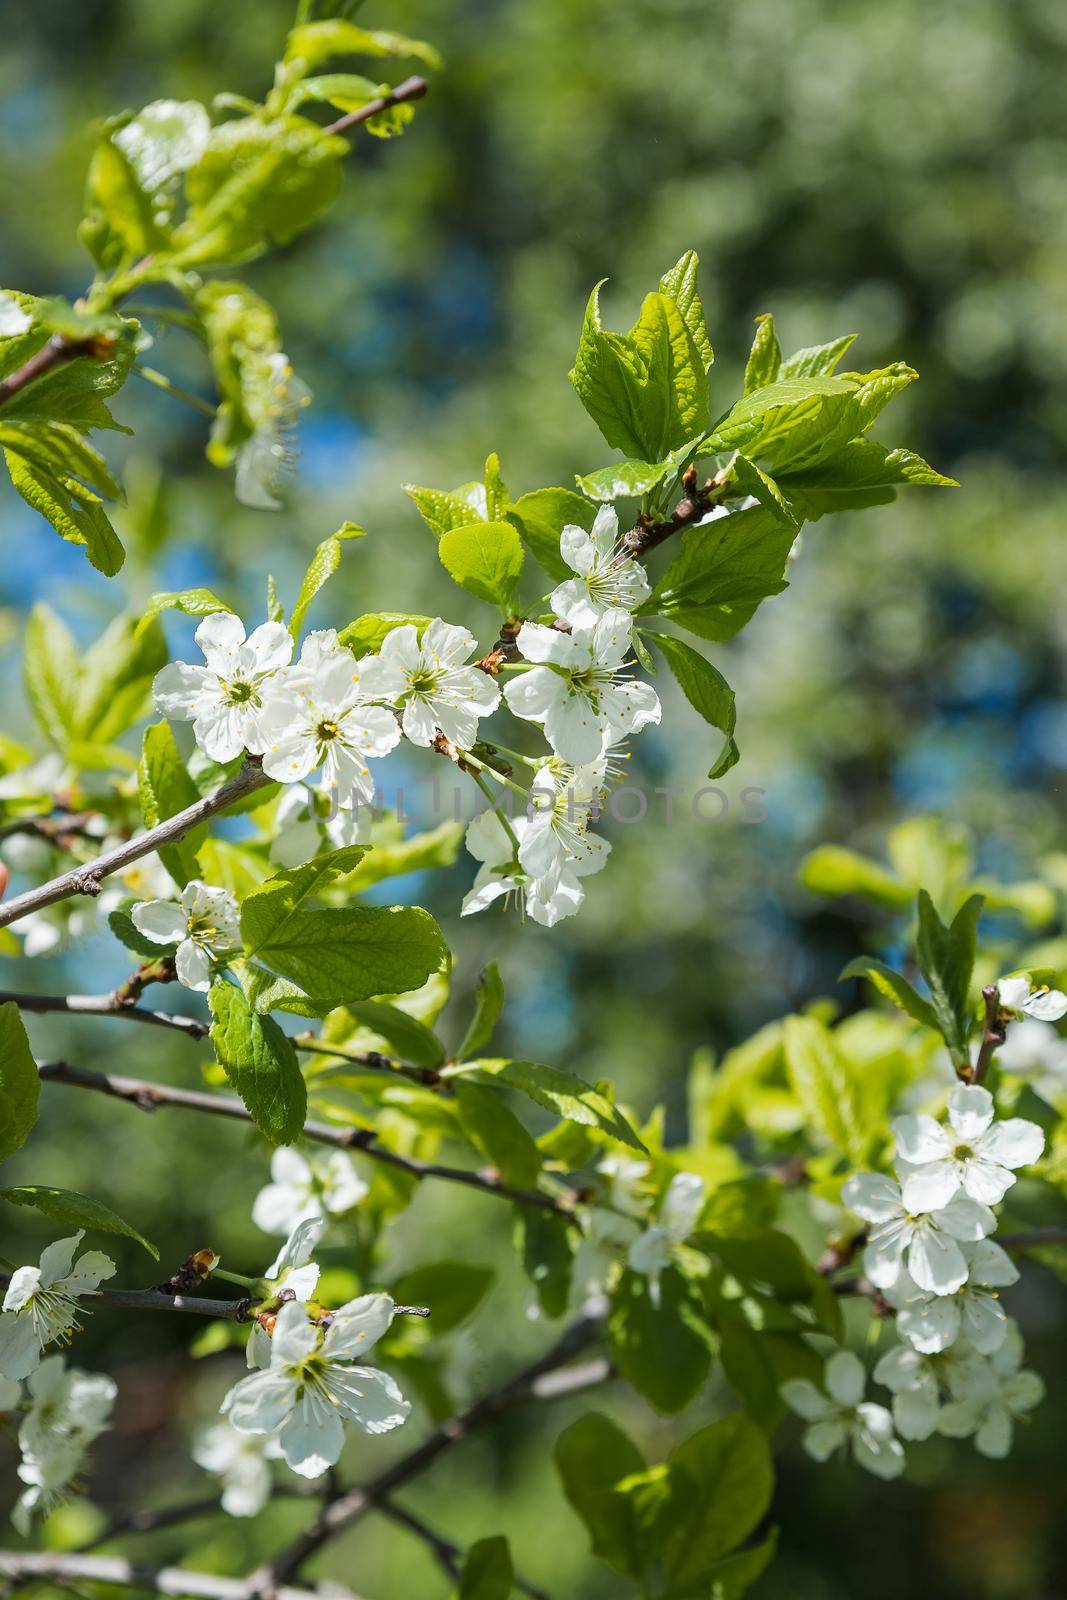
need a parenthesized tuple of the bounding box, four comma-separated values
(0, 421, 122, 498)
(457, 962, 505, 1060)
(782, 1015, 866, 1164)
(338, 612, 432, 657)
(699, 1529, 779, 1600)
(798, 845, 911, 908)
(438, 520, 524, 609)
(455, 1080, 541, 1188)
(290, 531, 355, 637)
(778, 438, 957, 520)
(915, 890, 983, 1065)
(729, 453, 800, 529)
(0, 1185, 158, 1259)
(609, 1268, 715, 1414)
(646, 505, 795, 640)
(650, 632, 738, 778)
(839, 957, 939, 1032)
(176, 114, 346, 267)
(659, 249, 713, 372)
(452, 1059, 646, 1153)
(451, 1536, 513, 1600)
(241, 848, 448, 1012)
(5, 449, 124, 575)
(208, 981, 307, 1145)
(707, 1230, 842, 1340)
(136, 589, 233, 638)
(555, 1414, 650, 1579)
(506, 488, 595, 582)
(483, 453, 509, 519)
(23, 602, 79, 748)
(663, 1414, 774, 1585)
(138, 722, 206, 887)
(284, 19, 442, 72)
(339, 1000, 445, 1070)
(516, 1207, 574, 1318)
(0, 1004, 39, 1162)
(743, 314, 782, 394)
(81, 133, 169, 270)
(74, 613, 167, 744)
(404, 483, 485, 539)
(390, 1262, 494, 1335)
(569, 282, 709, 461)
(575, 458, 674, 501)
(706, 376, 862, 473)
(715, 1321, 824, 1429)
(779, 334, 857, 380)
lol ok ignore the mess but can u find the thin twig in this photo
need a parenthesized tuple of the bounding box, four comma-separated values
(377, 1500, 550, 1600)
(37, 1060, 575, 1216)
(1000, 1227, 1067, 1251)
(322, 76, 428, 139)
(0, 1273, 250, 1322)
(266, 1303, 611, 1581)
(0, 335, 102, 409)
(0, 761, 272, 930)
(295, 1035, 442, 1088)
(968, 983, 1006, 1084)
(1, 990, 208, 1039)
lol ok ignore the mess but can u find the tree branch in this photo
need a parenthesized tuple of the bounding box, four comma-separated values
(0, 1551, 346, 1600)
(0, 761, 272, 930)
(967, 983, 1007, 1085)
(0, 335, 103, 410)
(0, 1272, 251, 1322)
(376, 1500, 550, 1600)
(266, 1302, 611, 1582)
(37, 1060, 575, 1216)
(1, 988, 208, 1039)
(1000, 1226, 1067, 1250)
(322, 76, 428, 139)
(294, 1035, 442, 1088)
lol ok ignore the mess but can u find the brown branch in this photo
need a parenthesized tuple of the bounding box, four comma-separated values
(0, 1551, 342, 1600)
(0, 810, 99, 846)
(0, 984, 208, 1040)
(37, 1060, 575, 1216)
(0, 335, 105, 410)
(322, 75, 428, 139)
(0, 1272, 250, 1322)
(294, 1035, 442, 1088)
(266, 1303, 611, 1582)
(621, 466, 728, 559)
(0, 760, 272, 930)
(966, 983, 1007, 1085)
(999, 1227, 1067, 1251)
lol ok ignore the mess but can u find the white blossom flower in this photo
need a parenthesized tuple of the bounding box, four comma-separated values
(153, 612, 294, 763)
(193, 1421, 285, 1516)
(252, 1147, 368, 1238)
(892, 1084, 1044, 1211)
(886, 1240, 1019, 1355)
(363, 620, 500, 749)
(550, 505, 651, 627)
(131, 879, 241, 991)
(258, 630, 401, 805)
(781, 1350, 905, 1479)
(997, 1016, 1067, 1103)
(840, 1173, 994, 1295)
(222, 1296, 409, 1477)
(246, 1218, 326, 1373)
(19, 1355, 116, 1461)
(12, 1434, 88, 1535)
(628, 1172, 705, 1304)
(235, 352, 311, 511)
(268, 783, 372, 868)
(997, 973, 1067, 1022)
(460, 807, 606, 928)
(504, 610, 660, 766)
(935, 1323, 1045, 1457)
(521, 762, 612, 885)
(598, 1154, 651, 1219)
(0, 292, 32, 337)
(871, 1338, 988, 1440)
(0, 1234, 116, 1380)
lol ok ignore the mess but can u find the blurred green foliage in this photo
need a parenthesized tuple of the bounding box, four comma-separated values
(3, 1, 1067, 1595)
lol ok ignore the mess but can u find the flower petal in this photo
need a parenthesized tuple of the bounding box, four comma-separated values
(979, 1117, 1045, 1171)
(892, 1113, 952, 1165)
(825, 1349, 865, 1407)
(907, 1226, 968, 1295)
(947, 1083, 995, 1141)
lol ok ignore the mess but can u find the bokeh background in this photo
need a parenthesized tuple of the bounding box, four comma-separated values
(2, 1, 1067, 1594)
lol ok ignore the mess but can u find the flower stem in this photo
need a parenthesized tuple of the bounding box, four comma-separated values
(134, 365, 217, 418)
(213, 1267, 260, 1290)
(461, 750, 529, 801)
(469, 770, 522, 856)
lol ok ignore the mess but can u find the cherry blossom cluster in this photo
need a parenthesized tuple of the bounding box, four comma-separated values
(0, 1234, 118, 1531)
(783, 1062, 1047, 1477)
(150, 505, 662, 929)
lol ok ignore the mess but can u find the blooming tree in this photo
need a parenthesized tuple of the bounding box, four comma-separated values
(0, 11, 1063, 1599)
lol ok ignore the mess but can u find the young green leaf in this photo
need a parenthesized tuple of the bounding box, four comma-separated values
(338, 999, 445, 1070)
(437, 519, 524, 609)
(651, 632, 738, 778)
(506, 487, 595, 582)
(139, 721, 205, 886)
(338, 612, 432, 657)
(662, 1413, 774, 1587)
(457, 962, 505, 1060)
(645, 504, 796, 637)
(136, 588, 233, 638)
(608, 1268, 716, 1413)
(208, 980, 307, 1145)
(455, 1080, 541, 1188)
(743, 314, 782, 394)
(782, 1014, 867, 1164)
(289, 529, 356, 637)
(839, 956, 939, 1032)
(23, 602, 79, 749)
(915, 890, 983, 1066)
(779, 333, 857, 380)
(515, 1208, 574, 1318)
(449, 1059, 646, 1152)
(451, 1536, 513, 1600)
(404, 483, 486, 538)
(555, 1413, 650, 1579)
(0, 1004, 39, 1162)
(0, 1185, 158, 1259)
(5, 450, 124, 575)
(659, 249, 714, 372)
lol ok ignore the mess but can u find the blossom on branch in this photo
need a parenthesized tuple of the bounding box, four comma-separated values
(364, 619, 500, 749)
(131, 879, 241, 991)
(840, 1173, 994, 1295)
(781, 1350, 905, 1479)
(550, 505, 651, 627)
(251, 1146, 368, 1237)
(153, 612, 293, 763)
(892, 1084, 1044, 1211)
(0, 1234, 116, 1380)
